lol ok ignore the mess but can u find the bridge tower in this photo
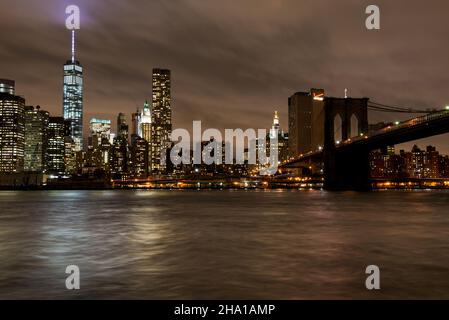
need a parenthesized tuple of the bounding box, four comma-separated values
(323, 97, 371, 191)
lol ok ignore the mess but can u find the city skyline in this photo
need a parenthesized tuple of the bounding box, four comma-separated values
(3, 2, 449, 304)
(1, 0, 449, 154)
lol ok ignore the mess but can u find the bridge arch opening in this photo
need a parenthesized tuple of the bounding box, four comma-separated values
(350, 114, 359, 138)
(334, 114, 343, 143)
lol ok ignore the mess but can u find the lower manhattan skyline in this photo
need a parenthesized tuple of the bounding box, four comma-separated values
(3, 0, 449, 313)
(1, 0, 449, 154)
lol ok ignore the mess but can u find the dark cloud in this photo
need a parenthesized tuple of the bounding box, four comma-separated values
(1, 0, 448, 152)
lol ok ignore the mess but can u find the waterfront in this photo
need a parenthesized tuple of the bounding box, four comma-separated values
(0, 190, 449, 299)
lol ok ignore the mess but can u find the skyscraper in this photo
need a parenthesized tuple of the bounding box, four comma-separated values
(24, 105, 49, 172)
(117, 113, 129, 139)
(130, 134, 149, 178)
(151, 68, 171, 173)
(89, 118, 111, 147)
(111, 113, 129, 179)
(132, 101, 152, 174)
(132, 101, 152, 142)
(63, 30, 84, 152)
(288, 89, 325, 157)
(139, 101, 152, 142)
(269, 111, 289, 163)
(0, 79, 25, 173)
(46, 117, 68, 175)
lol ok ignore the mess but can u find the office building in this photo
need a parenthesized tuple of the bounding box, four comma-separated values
(132, 101, 152, 174)
(130, 134, 149, 178)
(117, 113, 129, 139)
(46, 117, 68, 175)
(268, 111, 289, 163)
(111, 113, 129, 178)
(63, 30, 84, 151)
(288, 89, 325, 157)
(24, 105, 49, 172)
(0, 79, 25, 173)
(151, 68, 172, 173)
(89, 118, 111, 147)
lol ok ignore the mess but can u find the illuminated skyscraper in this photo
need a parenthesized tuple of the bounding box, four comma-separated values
(63, 30, 84, 151)
(24, 105, 49, 172)
(151, 68, 171, 173)
(269, 111, 289, 163)
(139, 101, 152, 142)
(89, 118, 111, 146)
(132, 101, 152, 142)
(270, 111, 280, 137)
(111, 113, 129, 178)
(46, 117, 68, 175)
(0, 79, 25, 173)
(132, 101, 152, 174)
(130, 134, 149, 178)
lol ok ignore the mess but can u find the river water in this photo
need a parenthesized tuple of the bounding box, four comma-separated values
(0, 190, 448, 299)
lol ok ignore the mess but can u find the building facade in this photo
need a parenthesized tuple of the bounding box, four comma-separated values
(46, 117, 68, 175)
(151, 68, 172, 173)
(130, 134, 149, 178)
(0, 79, 25, 173)
(63, 60, 84, 152)
(89, 118, 111, 146)
(24, 105, 49, 172)
(370, 145, 449, 179)
(288, 89, 325, 157)
(111, 113, 129, 179)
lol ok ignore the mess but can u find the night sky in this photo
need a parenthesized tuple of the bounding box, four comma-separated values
(1, 0, 448, 153)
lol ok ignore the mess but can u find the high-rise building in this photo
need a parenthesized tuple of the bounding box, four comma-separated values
(132, 101, 152, 142)
(130, 134, 149, 178)
(131, 111, 139, 137)
(117, 113, 129, 139)
(64, 136, 78, 174)
(111, 113, 129, 179)
(132, 101, 152, 174)
(0, 79, 15, 95)
(272, 111, 280, 131)
(425, 145, 440, 178)
(89, 118, 111, 147)
(86, 118, 112, 174)
(24, 105, 49, 172)
(151, 68, 172, 173)
(63, 30, 84, 152)
(288, 89, 325, 157)
(0, 79, 25, 173)
(111, 139, 128, 179)
(269, 111, 289, 163)
(139, 101, 152, 142)
(46, 117, 68, 175)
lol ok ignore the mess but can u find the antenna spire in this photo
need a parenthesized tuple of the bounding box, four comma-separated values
(71, 29, 75, 63)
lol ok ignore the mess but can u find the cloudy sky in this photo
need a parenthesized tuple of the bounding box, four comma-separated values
(1, 0, 448, 152)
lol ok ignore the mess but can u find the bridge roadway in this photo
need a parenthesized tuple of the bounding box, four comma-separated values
(281, 109, 449, 190)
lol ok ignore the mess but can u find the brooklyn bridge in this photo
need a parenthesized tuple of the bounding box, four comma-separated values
(281, 98, 449, 191)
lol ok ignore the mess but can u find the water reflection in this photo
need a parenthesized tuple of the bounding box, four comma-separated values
(0, 190, 448, 299)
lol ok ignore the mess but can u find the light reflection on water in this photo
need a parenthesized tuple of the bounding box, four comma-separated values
(0, 190, 448, 299)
